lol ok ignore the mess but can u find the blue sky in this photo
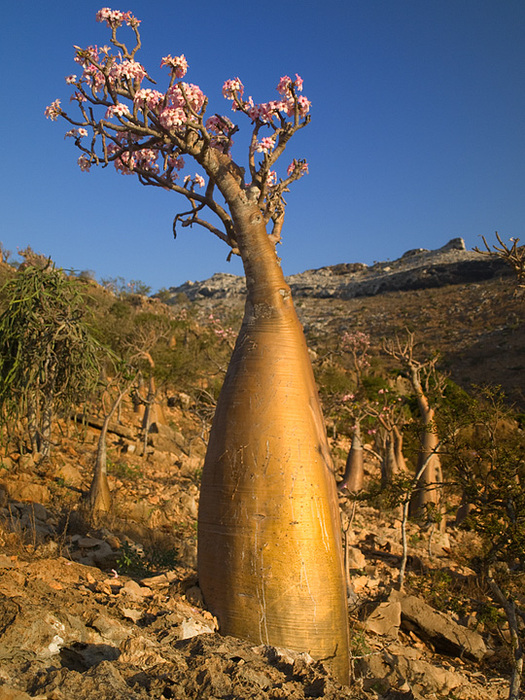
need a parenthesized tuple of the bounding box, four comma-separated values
(2, 1, 524, 291)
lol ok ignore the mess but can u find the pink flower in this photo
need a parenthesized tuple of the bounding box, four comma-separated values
(297, 95, 311, 116)
(222, 78, 244, 99)
(256, 136, 275, 153)
(168, 154, 185, 170)
(134, 88, 164, 110)
(65, 128, 88, 138)
(277, 75, 292, 95)
(160, 54, 188, 78)
(183, 173, 205, 188)
(96, 8, 139, 27)
(294, 74, 304, 92)
(65, 74, 77, 84)
(78, 154, 91, 171)
(74, 45, 99, 67)
(167, 82, 205, 114)
(105, 102, 130, 118)
(248, 101, 282, 123)
(205, 114, 233, 133)
(109, 60, 147, 84)
(159, 107, 187, 129)
(266, 170, 277, 187)
(287, 159, 309, 177)
(44, 99, 62, 120)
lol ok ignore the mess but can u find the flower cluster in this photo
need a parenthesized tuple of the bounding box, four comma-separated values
(134, 88, 164, 110)
(96, 8, 140, 27)
(44, 99, 62, 121)
(256, 136, 275, 154)
(222, 78, 244, 100)
(78, 154, 91, 171)
(47, 8, 312, 200)
(287, 159, 309, 177)
(105, 102, 130, 118)
(65, 128, 88, 138)
(183, 173, 205, 188)
(222, 74, 310, 123)
(160, 54, 188, 79)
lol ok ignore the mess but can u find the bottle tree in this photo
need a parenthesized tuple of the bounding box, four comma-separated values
(47, 8, 349, 682)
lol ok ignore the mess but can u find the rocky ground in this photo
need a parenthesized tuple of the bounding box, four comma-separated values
(0, 395, 516, 700)
(0, 240, 522, 699)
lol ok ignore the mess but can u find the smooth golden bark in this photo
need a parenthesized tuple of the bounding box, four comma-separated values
(198, 199, 349, 684)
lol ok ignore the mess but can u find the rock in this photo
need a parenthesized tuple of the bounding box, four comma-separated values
(120, 579, 151, 602)
(33, 661, 144, 700)
(180, 615, 216, 639)
(165, 239, 509, 303)
(393, 592, 487, 660)
(364, 600, 402, 637)
(149, 422, 188, 454)
(1, 482, 50, 504)
(54, 462, 83, 487)
(0, 687, 32, 700)
(346, 546, 366, 569)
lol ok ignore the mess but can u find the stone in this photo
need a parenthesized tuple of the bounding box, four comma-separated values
(364, 600, 402, 637)
(393, 592, 487, 661)
(54, 463, 83, 487)
(1, 482, 50, 504)
(346, 546, 366, 569)
(166, 239, 509, 303)
(0, 687, 32, 700)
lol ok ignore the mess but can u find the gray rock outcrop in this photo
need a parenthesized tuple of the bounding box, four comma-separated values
(164, 238, 509, 303)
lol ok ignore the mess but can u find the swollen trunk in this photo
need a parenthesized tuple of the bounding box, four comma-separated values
(198, 204, 349, 684)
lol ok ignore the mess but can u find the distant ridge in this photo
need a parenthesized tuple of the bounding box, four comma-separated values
(165, 238, 509, 303)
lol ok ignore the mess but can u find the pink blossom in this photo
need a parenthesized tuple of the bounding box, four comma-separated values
(65, 128, 88, 138)
(287, 159, 309, 177)
(134, 88, 164, 110)
(159, 107, 187, 129)
(105, 102, 130, 118)
(277, 75, 292, 95)
(256, 136, 275, 154)
(109, 60, 147, 84)
(297, 95, 311, 116)
(74, 45, 99, 67)
(205, 114, 233, 133)
(96, 8, 139, 27)
(294, 74, 304, 91)
(78, 154, 91, 171)
(167, 82, 205, 114)
(222, 78, 244, 99)
(168, 154, 185, 170)
(65, 74, 77, 84)
(248, 101, 282, 123)
(183, 173, 205, 188)
(342, 394, 355, 402)
(266, 170, 277, 187)
(82, 64, 105, 92)
(160, 54, 188, 78)
(135, 148, 159, 173)
(44, 99, 62, 120)
(70, 91, 86, 103)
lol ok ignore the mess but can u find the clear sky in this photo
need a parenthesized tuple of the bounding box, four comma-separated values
(2, 1, 524, 291)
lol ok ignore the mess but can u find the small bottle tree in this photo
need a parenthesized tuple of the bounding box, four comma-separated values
(383, 332, 445, 524)
(47, 9, 349, 682)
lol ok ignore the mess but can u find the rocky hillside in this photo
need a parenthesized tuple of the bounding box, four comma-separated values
(165, 238, 510, 302)
(0, 241, 522, 700)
